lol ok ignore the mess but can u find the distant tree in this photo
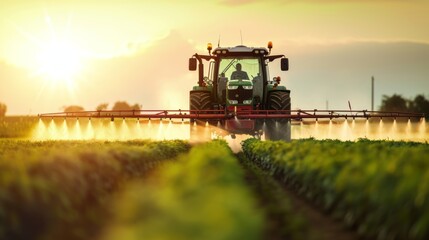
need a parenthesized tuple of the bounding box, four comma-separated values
(0, 103, 7, 117)
(131, 103, 142, 110)
(379, 94, 408, 112)
(112, 101, 142, 111)
(96, 103, 109, 111)
(112, 101, 131, 111)
(379, 94, 429, 119)
(63, 105, 85, 112)
(410, 94, 429, 119)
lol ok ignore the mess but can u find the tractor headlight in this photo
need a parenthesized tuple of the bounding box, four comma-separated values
(228, 86, 238, 90)
(243, 86, 253, 90)
(243, 100, 253, 104)
(228, 100, 238, 104)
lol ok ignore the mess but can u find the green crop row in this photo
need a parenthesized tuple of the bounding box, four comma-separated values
(0, 140, 190, 240)
(104, 140, 264, 240)
(242, 138, 429, 240)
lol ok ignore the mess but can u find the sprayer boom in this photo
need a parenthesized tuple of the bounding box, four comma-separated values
(236, 109, 424, 120)
(38, 109, 424, 121)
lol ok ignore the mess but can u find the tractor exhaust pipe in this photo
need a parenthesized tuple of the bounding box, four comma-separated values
(193, 54, 204, 87)
(198, 62, 204, 87)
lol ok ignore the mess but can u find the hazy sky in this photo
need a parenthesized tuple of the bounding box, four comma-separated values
(1, 0, 429, 114)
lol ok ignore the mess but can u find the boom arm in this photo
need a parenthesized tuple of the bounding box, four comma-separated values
(39, 109, 425, 121)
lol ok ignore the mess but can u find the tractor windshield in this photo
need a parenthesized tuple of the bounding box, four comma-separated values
(217, 57, 263, 102)
(219, 58, 261, 80)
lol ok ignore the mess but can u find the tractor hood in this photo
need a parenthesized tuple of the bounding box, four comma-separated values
(228, 79, 253, 87)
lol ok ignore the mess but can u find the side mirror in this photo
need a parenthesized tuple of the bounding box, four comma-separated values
(281, 58, 289, 71)
(189, 58, 197, 71)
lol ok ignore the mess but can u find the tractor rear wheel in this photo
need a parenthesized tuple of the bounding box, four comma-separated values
(265, 91, 291, 141)
(189, 91, 213, 142)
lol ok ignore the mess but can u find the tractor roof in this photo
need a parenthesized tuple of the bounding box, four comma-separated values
(212, 45, 269, 56)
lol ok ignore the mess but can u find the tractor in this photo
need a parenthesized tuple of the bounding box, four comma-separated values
(188, 42, 291, 140)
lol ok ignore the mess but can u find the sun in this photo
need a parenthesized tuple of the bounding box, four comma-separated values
(36, 40, 82, 85)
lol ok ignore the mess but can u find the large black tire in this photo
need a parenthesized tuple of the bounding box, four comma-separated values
(189, 91, 213, 142)
(265, 91, 291, 141)
(190, 91, 212, 112)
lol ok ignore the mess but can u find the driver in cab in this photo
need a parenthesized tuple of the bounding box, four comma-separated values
(231, 63, 249, 80)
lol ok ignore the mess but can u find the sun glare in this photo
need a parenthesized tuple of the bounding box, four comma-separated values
(37, 40, 82, 84)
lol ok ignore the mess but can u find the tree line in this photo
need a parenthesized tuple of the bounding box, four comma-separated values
(64, 95, 429, 117)
(379, 94, 429, 118)
(63, 101, 142, 113)
(0, 101, 143, 117)
(1, 95, 428, 117)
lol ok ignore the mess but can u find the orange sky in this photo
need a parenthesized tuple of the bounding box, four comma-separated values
(1, 0, 429, 114)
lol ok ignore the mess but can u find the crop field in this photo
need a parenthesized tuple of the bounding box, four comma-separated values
(0, 116, 37, 138)
(0, 139, 190, 240)
(243, 139, 429, 240)
(2, 1, 429, 239)
(1, 136, 429, 240)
